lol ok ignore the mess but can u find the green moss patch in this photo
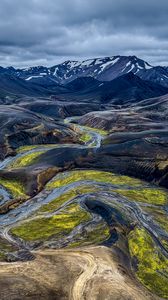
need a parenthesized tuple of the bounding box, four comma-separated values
(128, 227, 168, 298)
(82, 126, 108, 136)
(8, 151, 45, 168)
(79, 133, 92, 143)
(46, 170, 142, 190)
(0, 178, 28, 199)
(162, 240, 168, 252)
(17, 144, 58, 154)
(115, 188, 167, 205)
(11, 203, 91, 242)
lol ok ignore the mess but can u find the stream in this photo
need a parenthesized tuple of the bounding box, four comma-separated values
(0, 117, 168, 261)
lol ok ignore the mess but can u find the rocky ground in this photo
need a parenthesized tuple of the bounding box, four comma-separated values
(0, 246, 158, 300)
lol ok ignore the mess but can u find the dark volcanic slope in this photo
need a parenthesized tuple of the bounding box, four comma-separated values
(0, 105, 78, 159)
(62, 73, 168, 105)
(77, 95, 168, 188)
(96, 133, 168, 188)
(0, 73, 70, 101)
(98, 73, 168, 104)
(133, 93, 168, 120)
(17, 98, 100, 119)
(79, 94, 168, 130)
(0, 74, 50, 98)
(65, 76, 100, 91)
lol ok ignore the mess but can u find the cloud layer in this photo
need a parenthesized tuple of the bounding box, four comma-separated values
(0, 0, 167, 67)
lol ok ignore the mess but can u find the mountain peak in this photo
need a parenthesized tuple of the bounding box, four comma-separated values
(0, 55, 167, 88)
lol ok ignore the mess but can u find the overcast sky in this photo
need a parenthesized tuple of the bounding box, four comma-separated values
(0, 0, 167, 67)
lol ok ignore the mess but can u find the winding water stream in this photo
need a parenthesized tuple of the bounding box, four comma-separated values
(0, 117, 168, 278)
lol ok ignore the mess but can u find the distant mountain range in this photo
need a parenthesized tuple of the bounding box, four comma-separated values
(1, 55, 168, 87)
(0, 55, 168, 104)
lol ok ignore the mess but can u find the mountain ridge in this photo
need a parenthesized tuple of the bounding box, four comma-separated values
(0, 55, 168, 88)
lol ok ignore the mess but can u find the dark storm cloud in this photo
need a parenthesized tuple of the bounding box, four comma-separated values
(0, 0, 167, 67)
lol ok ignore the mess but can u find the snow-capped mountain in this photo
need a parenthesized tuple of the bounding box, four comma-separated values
(51, 55, 168, 88)
(49, 56, 154, 84)
(0, 55, 168, 89)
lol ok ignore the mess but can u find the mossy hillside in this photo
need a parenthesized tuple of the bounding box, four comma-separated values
(17, 145, 42, 154)
(82, 125, 108, 136)
(114, 188, 167, 205)
(79, 133, 92, 143)
(17, 144, 58, 154)
(39, 185, 98, 213)
(11, 203, 91, 241)
(0, 178, 28, 199)
(128, 227, 168, 298)
(70, 122, 108, 136)
(8, 151, 45, 169)
(68, 222, 110, 248)
(162, 240, 168, 252)
(46, 170, 143, 190)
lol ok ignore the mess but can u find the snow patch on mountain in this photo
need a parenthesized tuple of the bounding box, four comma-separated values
(100, 57, 120, 72)
(144, 62, 152, 69)
(26, 75, 44, 81)
(80, 60, 94, 67)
